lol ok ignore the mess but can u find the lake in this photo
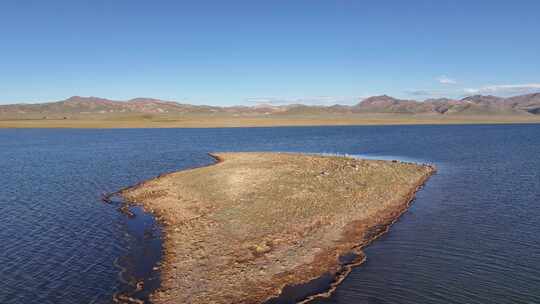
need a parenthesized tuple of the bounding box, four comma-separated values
(1, 125, 539, 304)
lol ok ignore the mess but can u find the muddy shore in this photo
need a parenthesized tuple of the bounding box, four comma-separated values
(118, 152, 436, 304)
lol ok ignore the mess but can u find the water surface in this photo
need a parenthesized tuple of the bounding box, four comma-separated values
(1, 125, 539, 303)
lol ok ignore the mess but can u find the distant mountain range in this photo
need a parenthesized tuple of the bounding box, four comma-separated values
(2, 93, 540, 117)
(354, 94, 540, 115)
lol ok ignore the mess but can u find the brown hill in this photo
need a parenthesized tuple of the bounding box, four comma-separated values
(354, 95, 436, 114)
(354, 93, 540, 115)
(1, 93, 540, 118)
(0, 96, 222, 115)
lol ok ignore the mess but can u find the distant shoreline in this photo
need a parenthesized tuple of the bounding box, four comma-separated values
(1, 114, 540, 128)
(117, 152, 436, 303)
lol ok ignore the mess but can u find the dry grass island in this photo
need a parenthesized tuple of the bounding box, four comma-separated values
(119, 152, 436, 304)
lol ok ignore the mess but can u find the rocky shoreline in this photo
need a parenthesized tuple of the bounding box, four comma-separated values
(116, 152, 436, 304)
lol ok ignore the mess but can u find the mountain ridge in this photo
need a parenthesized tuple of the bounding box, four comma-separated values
(1, 93, 540, 116)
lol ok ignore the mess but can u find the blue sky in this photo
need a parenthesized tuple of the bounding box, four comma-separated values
(1, 0, 539, 105)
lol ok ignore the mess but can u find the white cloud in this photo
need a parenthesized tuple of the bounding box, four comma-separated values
(437, 75, 457, 85)
(406, 89, 448, 97)
(244, 96, 363, 106)
(406, 82, 540, 99)
(244, 97, 280, 104)
(464, 83, 540, 95)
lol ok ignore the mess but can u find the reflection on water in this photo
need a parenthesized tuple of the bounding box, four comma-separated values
(1, 124, 539, 303)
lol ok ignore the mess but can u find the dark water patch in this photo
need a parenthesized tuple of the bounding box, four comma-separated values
(338, 252, 360, 265)
(264, 273, 335, 304)
(264, 252, 364, 304)
(104, 195, 162, 304)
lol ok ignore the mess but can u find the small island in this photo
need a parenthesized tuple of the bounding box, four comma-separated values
(120, 152, 436, 304)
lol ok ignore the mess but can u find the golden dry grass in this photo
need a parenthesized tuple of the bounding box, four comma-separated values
(121, 152, 435, 304)
(1, 113, 539, 128)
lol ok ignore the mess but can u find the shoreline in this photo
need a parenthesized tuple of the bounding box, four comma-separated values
(102, 155, 226, 303)
(263, 165, 434, 304)
(103, 196, 163, 304)
(114, 152, 436, 303)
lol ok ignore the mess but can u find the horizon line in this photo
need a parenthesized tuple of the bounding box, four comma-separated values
(2, 91, 540, 107)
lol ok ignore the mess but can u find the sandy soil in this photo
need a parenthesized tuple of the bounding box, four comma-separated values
(120, 152, 436, 304)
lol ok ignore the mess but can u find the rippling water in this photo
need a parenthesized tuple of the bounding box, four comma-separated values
(1, 125, 539, 303)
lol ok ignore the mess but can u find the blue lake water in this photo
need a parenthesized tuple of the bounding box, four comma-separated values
(1, 125, 539, 304)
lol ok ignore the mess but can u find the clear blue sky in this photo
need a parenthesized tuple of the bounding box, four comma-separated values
(1, 0, 539, 105)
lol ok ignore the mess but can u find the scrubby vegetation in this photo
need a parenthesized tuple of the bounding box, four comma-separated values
(121, 152, 435, 304)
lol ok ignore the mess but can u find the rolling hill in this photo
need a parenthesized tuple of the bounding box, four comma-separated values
(352, 94, 540, 115)
(2, 93, 539, 118)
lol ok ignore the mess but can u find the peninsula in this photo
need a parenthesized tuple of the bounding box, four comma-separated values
(120, 152, 435, 303)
